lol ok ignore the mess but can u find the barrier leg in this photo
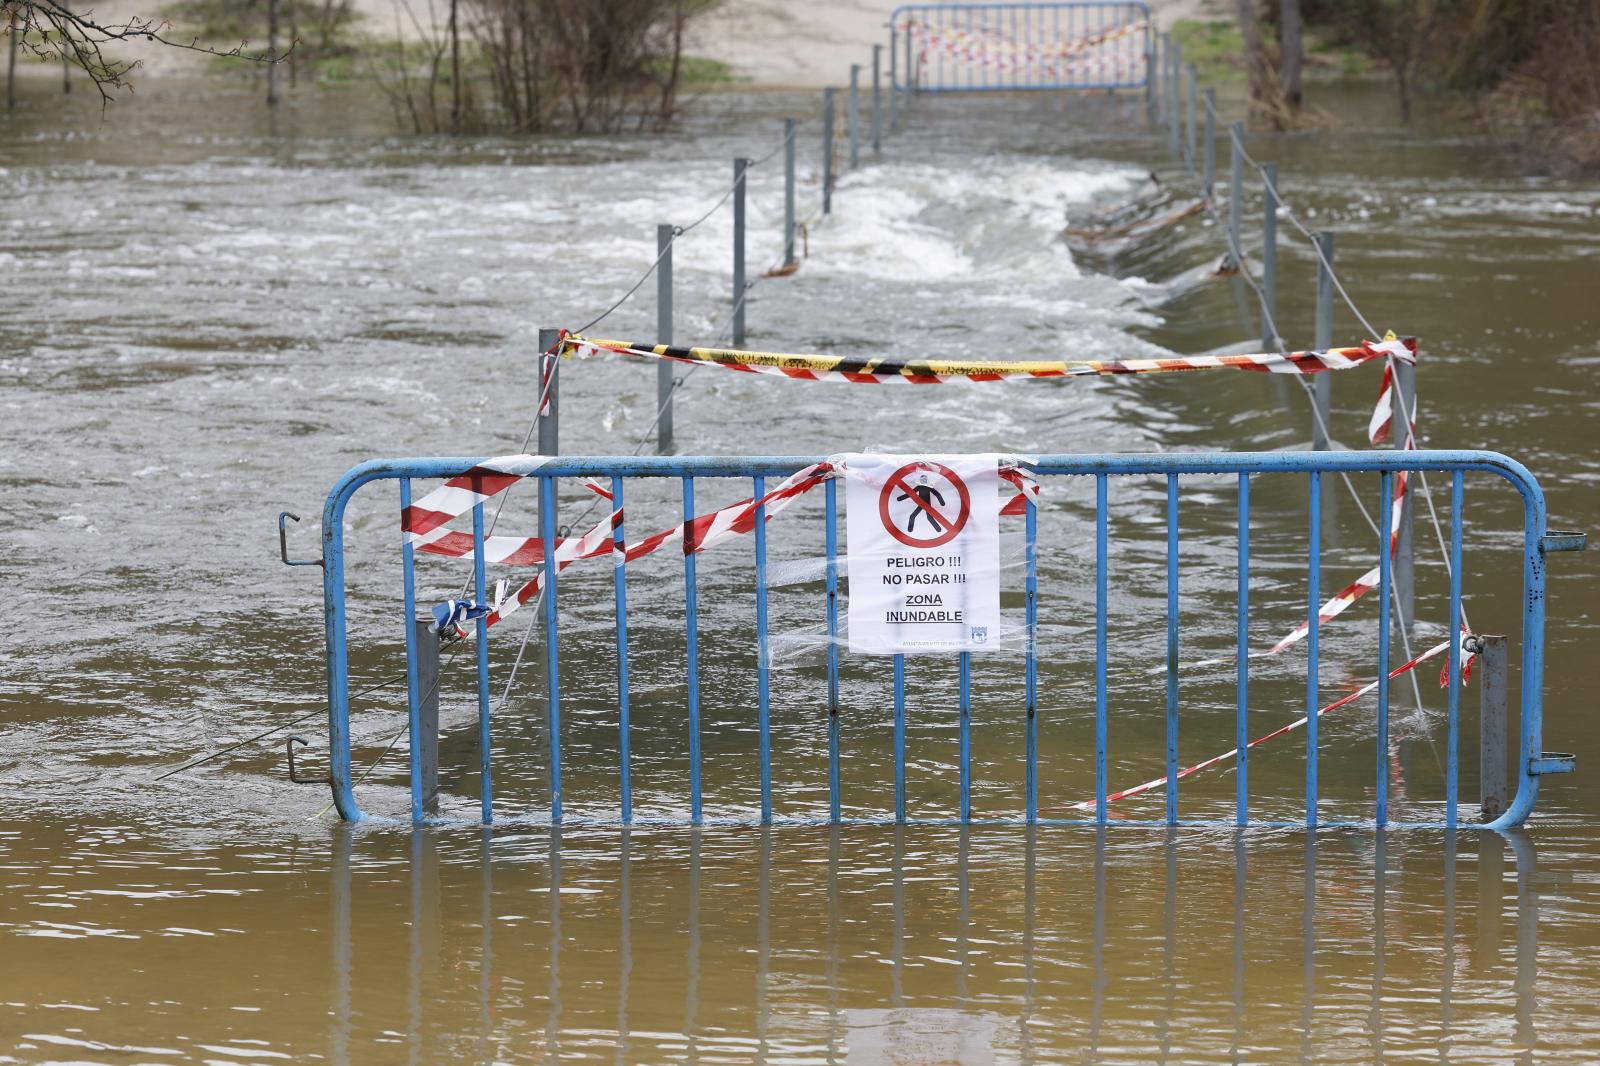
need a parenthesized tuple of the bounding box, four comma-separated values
(1479, 634, 1508, 821)
(413, 616, 440, 816)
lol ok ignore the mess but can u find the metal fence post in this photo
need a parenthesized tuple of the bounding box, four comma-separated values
(1479, 634, 1508, 822)
(1167, 40, 1181, 159)
(1261, 163, 1278, 348)
(1393, 356, 1416, 633)
(823, 88, 835, 215)
(412, 616, 440, 816)
(733, 157, 748, 348)
(1203, 88, 1216, 199)
(849, 63, 861, 169)
(656, 224, 674, 454)
(906, 18, 915, 96)
(1143, 25, 1155, 118)
(537, 327, 560, 455)
(1312, 232, 1335, 450)
(1228, 122, 1243, 268)
(890, 24, 899, 128)
(872, 44, 883, 155)
(783, 118, 797, 267)
(1185, 64, 1197, 174)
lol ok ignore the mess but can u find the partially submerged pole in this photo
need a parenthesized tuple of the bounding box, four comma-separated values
(1393, 353, 1416, 634)
(656, 224, 675, 454)
(732, 157, 748, 347)
(1312, 232, 1335, 450)
(267, 0, 280, 106)
(783, 118, 797, 268)
(1260, 163, 1278, 348)
(822, 88, 836, 215)
(889, 23, 899, 129)
(1167, 40, 1181, 159)
(848, 63, 861, 169)
(1185, 64, 1197, 174)
(537, 326, 560, 456)
(1203, 88, 1216, 199)
(871, 44, 882, 155)
(1228, 121, 1243, 268)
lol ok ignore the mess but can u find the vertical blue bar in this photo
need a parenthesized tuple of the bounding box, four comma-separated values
(473, 502, 492, 824)
(1095, 474, 1108, 823)
(400, 478, 423, 824)
(893, 654, 907, 824)
(1024, 481, 1039, 824)
(540, 475, 563, 824)
(1235, 473, 1250, 827)
(683, 477, 702, 825)
(1376, 472, 1393, 826)
(1447, 470, 1464, 827)
(958, 652, 972, 823)
(1306, 472, 1321, 828)
(1165, 474, 1179, 826)
(611, 476, 632, 825)
(825, 480, 841, 823)
(753, 476, 773, 825)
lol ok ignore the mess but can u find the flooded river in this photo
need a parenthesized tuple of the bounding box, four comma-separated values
(2, 78, 1598, 1062)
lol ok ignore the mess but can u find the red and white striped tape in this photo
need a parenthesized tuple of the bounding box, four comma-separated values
(1073, 633, 1470, 812)
(410, 459, 1041, 638)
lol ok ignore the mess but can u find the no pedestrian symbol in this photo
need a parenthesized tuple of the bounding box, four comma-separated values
(878, 462, 972, 549)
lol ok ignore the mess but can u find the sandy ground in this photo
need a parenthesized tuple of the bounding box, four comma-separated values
(19, 0, 1227, 88)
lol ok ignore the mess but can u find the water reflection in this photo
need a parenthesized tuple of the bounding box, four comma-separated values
(315, 828, 1548, 1063)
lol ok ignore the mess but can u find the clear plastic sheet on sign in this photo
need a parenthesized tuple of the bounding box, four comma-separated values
(764, 531, 1037, 666)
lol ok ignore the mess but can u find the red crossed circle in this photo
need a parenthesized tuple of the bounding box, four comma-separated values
(878, 462, 971, 549)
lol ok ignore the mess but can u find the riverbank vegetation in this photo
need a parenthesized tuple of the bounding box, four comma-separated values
(1228, 0, 1600, 175)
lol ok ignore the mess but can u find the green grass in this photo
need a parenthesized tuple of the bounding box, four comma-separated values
(1171, 19, 1244, 84)
(648, 54, 742, 85)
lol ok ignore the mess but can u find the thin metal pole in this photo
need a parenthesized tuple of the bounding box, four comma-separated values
(62, 28, 71, 94)
(1260, 163, 1278, 349)
(1185, 64, 1197, 175)
(656, 224, 674, 454)
(890, 25, 899, 128)
(1479, 634, 1508, 822)
(822, 89, 835, 215)
(783, 119, 797, 267)
(1143, 25, 1154, 119)
(1312, 232, 1335, 449)
(537, 326, 560, 456)
(1393, 357, 1416, 635)
(871, 44, 882, 155)
(848, 64, 861, 169)
(732, 157, 748, 348)
(1203, 89, 1216, 199)
(1167, 39, 1181, 158)
(1228, 122, 1243, 268)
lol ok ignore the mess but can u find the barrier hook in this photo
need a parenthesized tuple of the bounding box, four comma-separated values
(279, 511, 323, 567)
(286, 736, 331, 785)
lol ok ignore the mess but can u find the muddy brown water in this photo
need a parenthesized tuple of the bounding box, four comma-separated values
(1, 78, 1597, 1062)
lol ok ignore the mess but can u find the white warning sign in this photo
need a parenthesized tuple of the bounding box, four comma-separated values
(844, 454, 1002, 655)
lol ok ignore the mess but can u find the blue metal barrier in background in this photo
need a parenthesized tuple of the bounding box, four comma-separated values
(891, 2, 1151, 94)
(313, 451, 1578, 830)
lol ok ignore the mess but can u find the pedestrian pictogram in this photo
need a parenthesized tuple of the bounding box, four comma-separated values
(878, 461, 971, 549)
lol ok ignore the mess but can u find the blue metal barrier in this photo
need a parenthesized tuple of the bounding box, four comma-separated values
(313, 451, 1577, 830)
(891, 2, 1151, 94)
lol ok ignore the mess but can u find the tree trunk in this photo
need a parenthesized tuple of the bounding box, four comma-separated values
(449, 0, 460, 133)
(1279, 0, 1302, 109)
(1235, 0, 1286, 127)
(266, 0, 279, 105)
